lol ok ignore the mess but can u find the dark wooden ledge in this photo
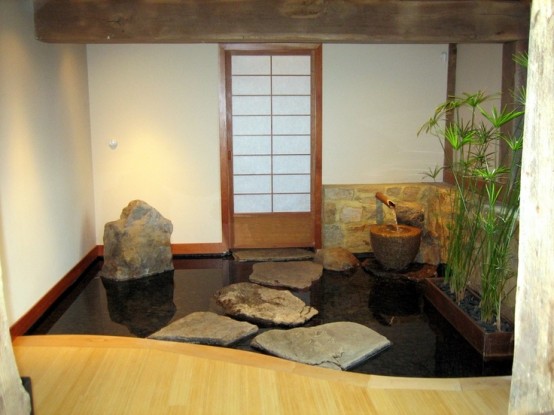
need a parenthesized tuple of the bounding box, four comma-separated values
(34, 0, 530, 44)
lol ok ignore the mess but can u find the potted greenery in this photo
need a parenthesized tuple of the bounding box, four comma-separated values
(418, 56, 526, 357)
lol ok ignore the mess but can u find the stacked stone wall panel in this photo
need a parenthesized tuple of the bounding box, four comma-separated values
(322, 183, 451, 263)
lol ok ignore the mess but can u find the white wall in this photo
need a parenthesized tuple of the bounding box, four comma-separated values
(322, 44, 449, 184)
(456, 44, 503, 96)
(0, 0, 96, 323)
(87, 44, 222, 244)
(88, 44, 450, 244)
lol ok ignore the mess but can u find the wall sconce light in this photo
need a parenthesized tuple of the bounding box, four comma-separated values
(108, 139, 118, 150)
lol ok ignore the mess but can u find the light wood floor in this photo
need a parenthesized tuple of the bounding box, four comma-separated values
(14, 335, 510, 415)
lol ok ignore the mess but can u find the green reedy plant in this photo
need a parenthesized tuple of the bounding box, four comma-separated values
(419, 89, 524, 331)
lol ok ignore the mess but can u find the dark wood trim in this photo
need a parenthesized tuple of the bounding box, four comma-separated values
(34, 0, 530, 44)
(219, 45, 231, 254)
(220, 44, 323, 53)
(424, 278, 514, 360)
(9, 246, 101, 339)
(443, 44, 457, 185)
(171, 243, 228, 255)
(97, 243, 228, 257)
(312, 45, 323, 248)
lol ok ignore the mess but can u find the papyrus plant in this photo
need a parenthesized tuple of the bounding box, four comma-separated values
(419, 87, 524, 331)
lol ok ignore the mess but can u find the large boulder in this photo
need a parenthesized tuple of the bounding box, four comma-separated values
(102, 200, 174, 280)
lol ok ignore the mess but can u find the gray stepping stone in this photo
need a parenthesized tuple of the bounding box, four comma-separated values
(148, 311, 258, 346)
(233, 248, 314, 262)
(214, 282, 318, 327)
(313, 247, 360, 272)
(249, 261, 323, 290)
(251, 322, 391, 370)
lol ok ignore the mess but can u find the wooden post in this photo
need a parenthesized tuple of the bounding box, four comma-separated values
(0, 262, 31, 414)
(509, 1, 554, 413)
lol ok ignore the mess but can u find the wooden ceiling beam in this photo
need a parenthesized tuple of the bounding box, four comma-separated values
(33, 0, 530, 44)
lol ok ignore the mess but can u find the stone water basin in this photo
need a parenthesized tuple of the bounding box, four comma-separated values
(369, 224, 422, 270)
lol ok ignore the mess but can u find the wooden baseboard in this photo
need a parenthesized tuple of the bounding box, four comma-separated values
(172, 243, 228, 255)
(9, 246, 101, 339)
(96, 243, 229, 256)
(10, 243, 228, 339)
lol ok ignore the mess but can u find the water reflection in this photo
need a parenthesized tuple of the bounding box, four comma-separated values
(32, 258, 513, 378)
(368, 275, 423, 322)
(102, 271, 176, 337)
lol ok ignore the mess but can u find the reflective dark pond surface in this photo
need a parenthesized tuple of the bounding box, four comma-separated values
(29, 256, 513, 378)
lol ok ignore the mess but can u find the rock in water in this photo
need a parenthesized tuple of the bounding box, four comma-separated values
(249, 261, 323, 290)
(251, 322, 391, 370)
(149, 312, 258, 346)
(313, 247, 360, 272)
(214, 282, 318, 327)
(102, 200, 174, 280)
(102, 270, 176, 337)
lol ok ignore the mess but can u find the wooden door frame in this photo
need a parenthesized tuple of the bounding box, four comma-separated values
(219, 43, 322, 251)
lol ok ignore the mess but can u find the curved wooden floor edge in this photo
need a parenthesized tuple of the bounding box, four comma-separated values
(13, 335, 510, 414)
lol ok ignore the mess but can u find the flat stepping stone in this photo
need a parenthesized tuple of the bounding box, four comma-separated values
(313, 247, 360, 272)
(249, 261, 323, 290)
(214, 282, 318, 327)
(232, 248, 314, 262)
(251, 322, 391, 370)
(148, 311, 258, 346)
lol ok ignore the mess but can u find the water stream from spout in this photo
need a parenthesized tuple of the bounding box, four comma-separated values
(391, 207, 399, 231)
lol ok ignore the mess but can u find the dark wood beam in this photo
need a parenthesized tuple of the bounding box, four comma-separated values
(34, 0, 530, 44)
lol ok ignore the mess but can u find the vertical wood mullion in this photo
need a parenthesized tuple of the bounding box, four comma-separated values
(221, 48, 232, 249)
(270, 55, 274, 212)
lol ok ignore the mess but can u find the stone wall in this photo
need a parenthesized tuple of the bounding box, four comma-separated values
(323, 183, 453, 265)
(322, 182, 518, 316)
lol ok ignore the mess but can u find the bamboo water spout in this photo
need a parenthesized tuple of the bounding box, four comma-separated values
(375, 192, 398, 226)
(375, 192, 395, 209)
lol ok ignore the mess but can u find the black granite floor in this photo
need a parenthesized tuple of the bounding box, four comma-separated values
(28, 256, 513, 378)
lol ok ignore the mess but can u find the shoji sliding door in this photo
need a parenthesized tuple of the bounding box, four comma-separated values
(220, 45, 322, 249)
